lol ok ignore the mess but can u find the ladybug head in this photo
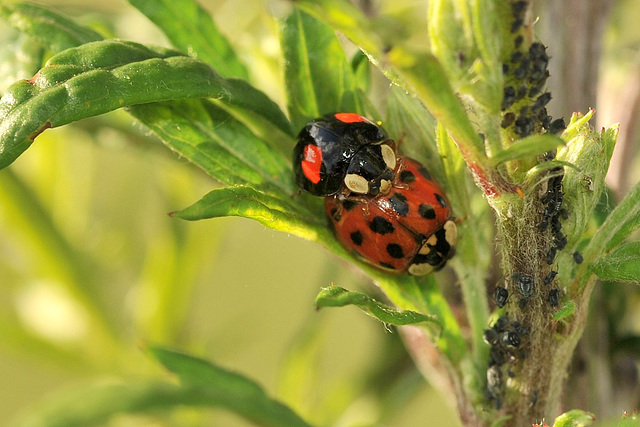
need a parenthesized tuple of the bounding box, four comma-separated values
(343, 143, 397, 195)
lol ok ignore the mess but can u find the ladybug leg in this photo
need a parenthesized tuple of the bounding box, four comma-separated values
(392, 158, 411, 190)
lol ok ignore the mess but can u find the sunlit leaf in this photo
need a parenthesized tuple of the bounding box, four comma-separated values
(129, 100, 292, 192)
(491, 134, 565, 166)
(552, 409, 596, 427)
(128, 0, 249, 79)
(280, 7, 361, 129)
(315, 285, 441, 327)
(592, 242, 640, 284)
(0, 2, 102, 53)
(0, 33, 44, 92)
(0, 40, 291, 170)
(149, 347, 314, 427)
(172, 185, 326, 241)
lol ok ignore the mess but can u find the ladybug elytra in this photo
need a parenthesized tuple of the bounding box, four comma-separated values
(293, 113, 397, 196)
(325, 157, 457, 275)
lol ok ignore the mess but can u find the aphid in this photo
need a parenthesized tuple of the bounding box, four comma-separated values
(573, 251, 584, 264)
(548, 289, 559, 307)
(513, 273, 534, 298)
(543, 270, 557, 285)
(483, 328, 499, 345)
(501, 331, 521, 348)
(501, 112, 516, 128)
(495, 286, 509, 308)
(546, 247, 557, 265)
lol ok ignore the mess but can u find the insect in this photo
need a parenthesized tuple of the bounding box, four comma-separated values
(325, 157, 457, 275)
(495, 286, 509, 308)
(293, 113, 397, 197)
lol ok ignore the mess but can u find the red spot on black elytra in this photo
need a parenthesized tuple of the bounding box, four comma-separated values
(334, 112, 367, 123)
(301, 144, 322, 184)
(29, 122, 52, 141)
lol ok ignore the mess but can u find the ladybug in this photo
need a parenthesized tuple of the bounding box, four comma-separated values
(325, 157, 457, 275)
(293, 113, 397, 196)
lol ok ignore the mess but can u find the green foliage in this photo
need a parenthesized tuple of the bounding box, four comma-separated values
(315, 285, 441, 327)
(0, 0, 637, 425)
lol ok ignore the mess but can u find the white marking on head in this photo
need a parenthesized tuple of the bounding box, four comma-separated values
(344, 174, 370, 194)
(379, 179, 391, 195)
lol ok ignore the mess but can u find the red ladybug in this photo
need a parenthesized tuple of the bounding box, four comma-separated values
(325, 157, 457, 275)
(293, 113, 397, 196)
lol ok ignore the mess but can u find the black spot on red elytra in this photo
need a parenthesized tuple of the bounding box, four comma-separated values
(350, 230, 363, 246)
(386, 243, 404, 259)
(418, 167, 432, 180)
(389, 193, 409, 216)
(399, 170, 415, 183)
(369, 216, 394, 235)
(435, 193, 447, 208)
(418, 204, 436, 219)
(342, 199, 358, 211)
(379, 261, 396, 270)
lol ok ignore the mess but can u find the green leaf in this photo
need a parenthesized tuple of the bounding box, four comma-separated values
(10, 380, 197, 427)
(584, 178, 640, 268)
(128, 0, 248, 79)
(428, 0, 502, 112)
(0, 2, 102, 53)
(315, 286, 441, 327)
(552, 409, 596, 427)
(557, 113, 618, 253)
(386, 49, 486, 164)
(552, 301, 576, 322)
(0, 39, 291, 170)
(172, 185, 327, 241)
(129, 100, 292, 192)
(149, 347, 314, 427)
(293, 0, 384, 57)
(592, 242, 640, 284)
(385, 86, 441, 180)
(280, 7, 361, 129)
(491, 134, 565, 166)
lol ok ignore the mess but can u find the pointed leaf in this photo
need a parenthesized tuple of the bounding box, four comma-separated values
(552, 301, 576, 322)
(172, 185, 327, 241)
(386, 49, 486, 164)
(592, 242, 640, 284)
(557, 113, 618, 253)
(280, 7, 360, 129)
(149, 347, 314, 427)
(0, 40, 292, 170)
(315, 286, 441, 327)
(584, 178, 640, 266)
(129, 100, 292, 192)
(491, 134, 565, 166)
(0, 2, 102, 53)
(128, 0, 248, 79)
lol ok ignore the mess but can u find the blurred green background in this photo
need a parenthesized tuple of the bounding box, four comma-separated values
(2, 0, 640, 425)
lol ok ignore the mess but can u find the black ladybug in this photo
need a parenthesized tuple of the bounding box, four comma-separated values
(293, 113, 397, 196)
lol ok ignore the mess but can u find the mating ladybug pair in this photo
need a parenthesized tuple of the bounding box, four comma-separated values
(293, 113, 457, 276)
